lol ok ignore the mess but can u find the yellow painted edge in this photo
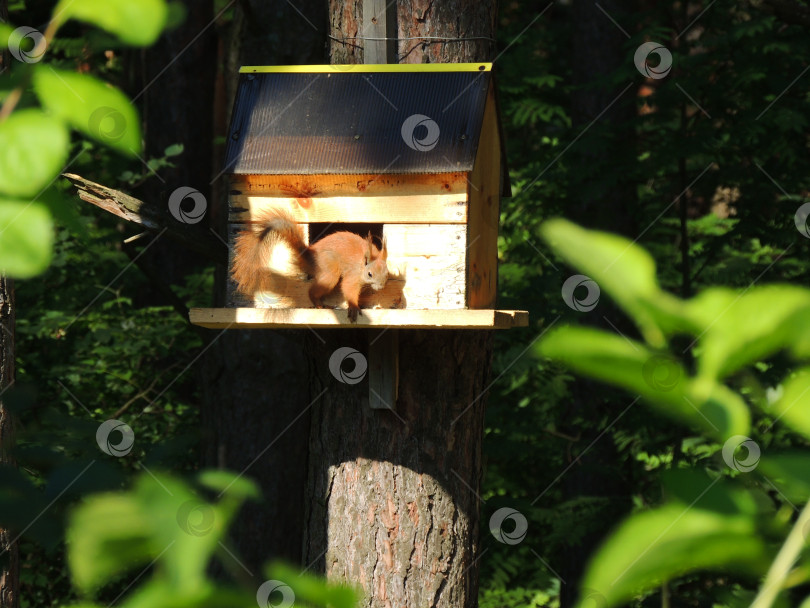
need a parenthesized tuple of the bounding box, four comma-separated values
(189, 307, 528, 329)
(240, 63, 492, 74)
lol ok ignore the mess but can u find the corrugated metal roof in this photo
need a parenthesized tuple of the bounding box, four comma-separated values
(224, 68, 497, 176)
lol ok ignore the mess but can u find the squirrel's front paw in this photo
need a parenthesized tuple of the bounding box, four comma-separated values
(347, 307, 361, 323)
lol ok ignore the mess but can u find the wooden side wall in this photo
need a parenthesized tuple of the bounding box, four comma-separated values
(466, 82, 501, 309)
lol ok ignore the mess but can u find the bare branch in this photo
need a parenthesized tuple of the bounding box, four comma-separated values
(62, 173, 227, 265)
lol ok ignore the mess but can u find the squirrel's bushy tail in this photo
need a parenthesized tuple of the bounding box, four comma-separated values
(231, 209, 315, 296)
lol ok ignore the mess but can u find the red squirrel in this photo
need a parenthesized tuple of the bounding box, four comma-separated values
(231, 209, 389, 322)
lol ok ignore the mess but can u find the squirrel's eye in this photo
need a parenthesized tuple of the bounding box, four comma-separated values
(367, 271, 373, 278)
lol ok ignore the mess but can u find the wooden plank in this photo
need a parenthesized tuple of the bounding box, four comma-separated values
(189, 308, 530, 329)
(228, 173, 468, 197)
(388, 255, 466, 309)
(384, 224, 466, 257)
(229, 194, 468, 224)
(368, 330, 398, 410)
(466, 82, 501, 309)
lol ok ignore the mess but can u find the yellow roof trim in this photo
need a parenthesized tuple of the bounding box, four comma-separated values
(240, 63, 492, 74)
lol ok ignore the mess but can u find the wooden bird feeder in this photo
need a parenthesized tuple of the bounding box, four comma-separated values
(190, 63, 527, 331)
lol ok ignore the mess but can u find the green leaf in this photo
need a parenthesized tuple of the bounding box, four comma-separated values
(197, 470, 261, 501)
(0, 199, 53, 278)
(55, 0, 168, 46)
(577, 501, 769, 607)
(67, 493, 155, 592)
(67, 473, 228, 594)
(115, 580, 254, 608)
(0, 109, 69, 197)
(540, 218, 687, 347)
(164, 143, 184, 157)
(0, 23, 13, 48)
(32, 67, 142, 156)
(133, 474, 223, 593)
(537, 326, 750, 439)
(265, 562, 360, 608)
(768, 368, 810, 441)
(688, 286, 810, 381)
(759, 453, 810, 504)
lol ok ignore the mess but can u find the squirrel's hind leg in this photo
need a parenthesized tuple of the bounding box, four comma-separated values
(308, 275, 340, 309)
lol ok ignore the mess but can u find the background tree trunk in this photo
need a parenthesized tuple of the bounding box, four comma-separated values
(307, 2, 497, 606)
(129, 0, 218, 293)
(199, 0, 327, 574)
(0, 277, 18, 608)
(558, 2, 636, 605)
(0, 2, 20, 603)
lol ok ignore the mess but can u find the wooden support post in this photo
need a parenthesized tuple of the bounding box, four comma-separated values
(362, 0, 397, 63)
(363, 0, 399, 409)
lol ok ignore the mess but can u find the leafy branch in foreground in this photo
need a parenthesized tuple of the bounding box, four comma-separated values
(64, 470, 359, 608)
(0, 0, 169, 278)
(537, 219, 810, 608)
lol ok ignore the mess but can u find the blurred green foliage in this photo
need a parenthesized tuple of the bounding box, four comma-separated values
(0, 0, 168, 278)
(483, 1, 810, 606)
(3, 0, 810, 607)
(60, 470, 357, 608)
(538, 220, 810, 607)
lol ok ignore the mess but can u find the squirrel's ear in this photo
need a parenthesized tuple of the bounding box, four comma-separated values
(381, 235, 388, 259)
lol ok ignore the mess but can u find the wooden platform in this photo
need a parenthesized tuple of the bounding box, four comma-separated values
(190, 308, 529, 329)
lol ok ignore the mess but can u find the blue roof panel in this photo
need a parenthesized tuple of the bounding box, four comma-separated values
(224, 70, 493, 175)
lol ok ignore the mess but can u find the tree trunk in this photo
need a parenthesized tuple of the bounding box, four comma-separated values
(199, 0, 327, 574)
(0, 3, 20, 604)
(130, 0, 218, 295)
(0, 278, 18, 608)
(329, 0, 495, 63)
(569, 0, 637, 235)
(558, 2, 637, 605)
(307, 2, 497, 606)
(304, 331, 493, 607)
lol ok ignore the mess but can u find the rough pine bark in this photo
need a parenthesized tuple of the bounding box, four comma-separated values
(309, 2, 497, 606)
(0, 278, 18, 608)
(0, 3, 19, 603)
(305, 331, 493, 607)
(328, 0, 496, 63)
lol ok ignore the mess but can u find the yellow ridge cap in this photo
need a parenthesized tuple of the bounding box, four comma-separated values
(239, 63, 492, 74)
